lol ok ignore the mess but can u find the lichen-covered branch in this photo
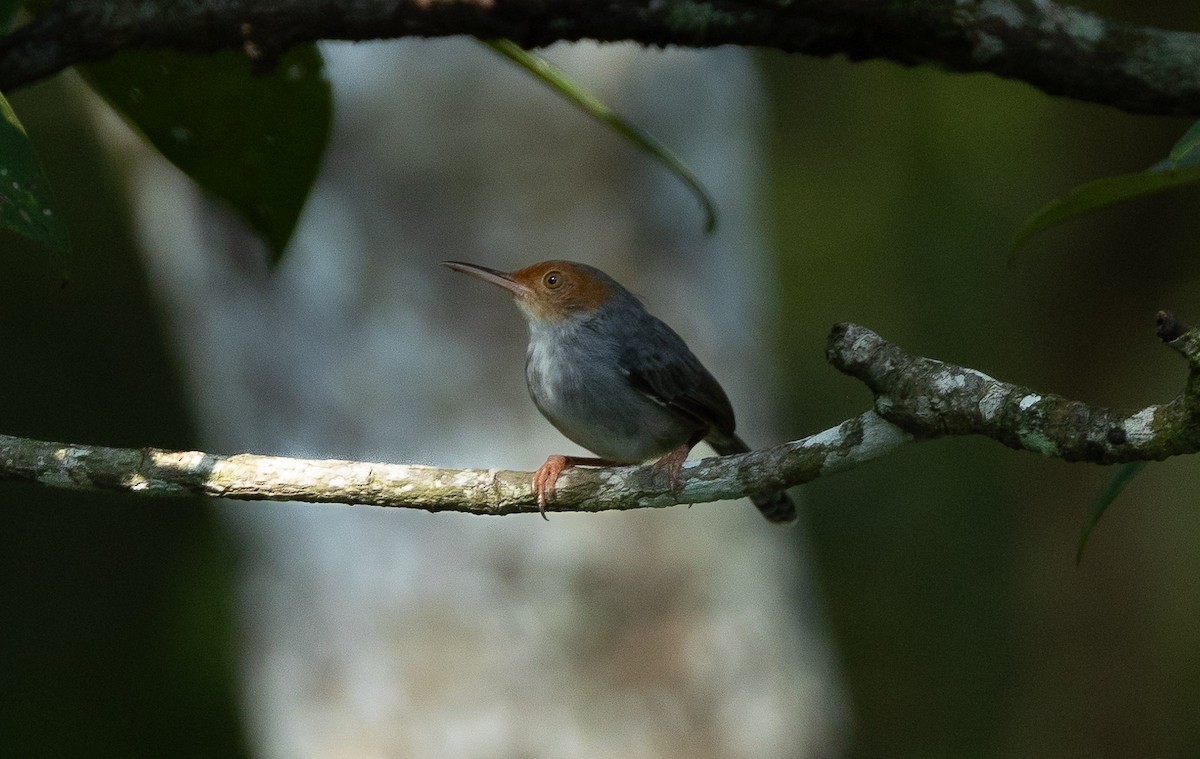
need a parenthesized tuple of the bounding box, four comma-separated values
(1, 312, 1196, 516)
(0, 411, 911, 516)
(827, 311, 1200, 463)
(2, 0, 1200, 116)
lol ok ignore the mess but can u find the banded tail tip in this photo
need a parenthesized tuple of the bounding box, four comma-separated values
(752, 490, 798, 525)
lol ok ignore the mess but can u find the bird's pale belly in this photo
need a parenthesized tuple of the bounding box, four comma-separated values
(526, 348, 698, 463)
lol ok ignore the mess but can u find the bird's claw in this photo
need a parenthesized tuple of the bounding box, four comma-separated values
(531, 454, 619, 520)
(532, 455, 569, 520)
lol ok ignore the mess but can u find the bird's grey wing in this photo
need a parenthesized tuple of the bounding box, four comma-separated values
(617, 320, 736, 433)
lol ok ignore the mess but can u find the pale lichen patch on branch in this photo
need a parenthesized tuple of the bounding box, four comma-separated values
(1016, 428, 1060, 457)
(1122, 407, 1159, 446)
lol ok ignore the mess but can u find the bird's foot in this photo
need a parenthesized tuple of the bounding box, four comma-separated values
(531, 455, 616, 520)
(532, 455, 571, 520)
(652, 443, 693, 492)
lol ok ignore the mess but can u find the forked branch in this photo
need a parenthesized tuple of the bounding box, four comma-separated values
(1, 312, 1195, 516)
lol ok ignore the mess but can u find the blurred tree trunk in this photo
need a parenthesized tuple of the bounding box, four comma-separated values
(118, 41, 847, 757)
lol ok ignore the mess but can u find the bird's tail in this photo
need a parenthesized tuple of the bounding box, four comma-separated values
(706, 431, 797, 524)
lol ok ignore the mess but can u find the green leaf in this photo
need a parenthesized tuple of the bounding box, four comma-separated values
(80, 45, 331, 264)
(1010, 163, 1200, 258)
(484, 39, 718, 234)
(0, 0, 23, 30)
(0, 91, 71, 256)
(1168, 120, 1200, 167)
(1076, 460, 1147, 565)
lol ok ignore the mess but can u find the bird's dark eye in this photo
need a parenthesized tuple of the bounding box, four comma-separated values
(543, 271, 563, 289)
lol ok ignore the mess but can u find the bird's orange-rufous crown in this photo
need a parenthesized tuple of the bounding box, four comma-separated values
(506, 261, 613, 321)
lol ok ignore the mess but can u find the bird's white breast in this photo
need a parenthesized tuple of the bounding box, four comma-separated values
(524, 318, 684, 462)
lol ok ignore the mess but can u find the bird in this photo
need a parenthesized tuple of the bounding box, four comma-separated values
(443, 259, 796, 524)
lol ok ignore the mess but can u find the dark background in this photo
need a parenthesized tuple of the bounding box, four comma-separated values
(765, 0, 1200, 754)
(0, 83, 247, 758)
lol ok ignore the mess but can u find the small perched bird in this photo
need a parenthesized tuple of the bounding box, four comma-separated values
(443, 260, 796, 523)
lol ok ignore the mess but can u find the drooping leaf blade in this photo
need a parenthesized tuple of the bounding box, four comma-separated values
(0, 91, 71, 256)
(1168, 120, 1200, 167)
(1010, 163, 1200, 258)
(1076, 460, 1148, 565)
(80, 45, 332, 264)
(484, 39, 718, 234)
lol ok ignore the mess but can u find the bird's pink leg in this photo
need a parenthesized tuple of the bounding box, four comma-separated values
(532, 455, 617, 519)
(652, 431, 705, 491)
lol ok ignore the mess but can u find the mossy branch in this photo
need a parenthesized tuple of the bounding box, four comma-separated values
(1, 312, 1195, 517)
(828, 311, 1200, 464)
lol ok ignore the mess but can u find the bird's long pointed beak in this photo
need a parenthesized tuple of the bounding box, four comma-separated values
(442, 261, 530, 298)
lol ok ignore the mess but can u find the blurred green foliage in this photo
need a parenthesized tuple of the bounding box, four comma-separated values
(1011, 161, 1200, 256)
(81, 45, 331, 265)
(0, 91, 70, 257)
(0, 79, 247, 758)
(762, 2, 1200, 755)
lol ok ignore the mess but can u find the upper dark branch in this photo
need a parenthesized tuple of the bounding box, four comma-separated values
(2, 0, 1200, 116)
